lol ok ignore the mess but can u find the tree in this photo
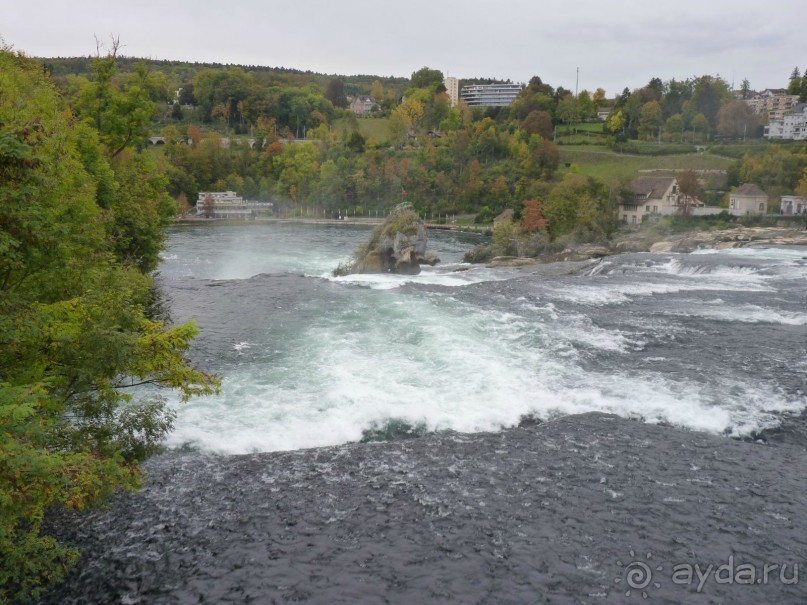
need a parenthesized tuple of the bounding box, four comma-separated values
(690, 75, 731, 127)
(522, 199, 548, 232)
(605, 110, 626, 134)
(577, 90, 595, 120)
(177, 191, 191, 216)
(371, 80, 384, 103)
(740, 78, 751, 100)
(788, 67, 802, 95)
(521, 110, 553, 139)
(77, 41, 156, 157)
(178, 82, 196, 105)
(543, 174, 612, 236)
(325, 78, 348, 108)
(410, 67, 444, 91)
(665, 113, 684, 142)
(592, 88, 607, 107)
(692, 113, 709, 141)
(717, 101, 761, 139)
(556, 95, 580, 125)
(0, 49, 219, 602)
(639, 101, 663, 139)
(347, 130, 366, 153)
(677, 169, 701, 216)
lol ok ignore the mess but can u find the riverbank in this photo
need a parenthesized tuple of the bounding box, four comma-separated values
(486, 226, 807, 268)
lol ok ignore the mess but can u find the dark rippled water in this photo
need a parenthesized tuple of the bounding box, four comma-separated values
(43, 224, 807, 603)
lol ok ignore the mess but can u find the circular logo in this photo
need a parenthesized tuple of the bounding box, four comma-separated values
(615, 549, 663, 598)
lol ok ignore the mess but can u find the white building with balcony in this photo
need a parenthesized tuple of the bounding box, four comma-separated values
(460, 83, 522, 107)
(765, 103, 807, 141)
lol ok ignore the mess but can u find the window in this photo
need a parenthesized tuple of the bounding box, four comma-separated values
(759, 203, 765, 212)
(646, 205, 650, 211)
(631, 216, 637, 224)
(653, 206, 658, 213)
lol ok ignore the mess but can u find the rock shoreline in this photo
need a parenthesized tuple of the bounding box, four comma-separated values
(486, 226, 807, 267)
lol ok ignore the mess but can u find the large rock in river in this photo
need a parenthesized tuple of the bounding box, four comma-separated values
(334, 205, 440, 276)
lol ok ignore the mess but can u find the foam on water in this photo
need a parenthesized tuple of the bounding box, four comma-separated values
(663, 301, 807, 325)
(164, 289, 802, 454)
(692, 245, 807, 262)
(158, 229, 807, 454)
(327, 263, 510, 290)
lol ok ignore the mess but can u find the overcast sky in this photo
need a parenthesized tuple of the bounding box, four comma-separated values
(3, 0, 804, 96)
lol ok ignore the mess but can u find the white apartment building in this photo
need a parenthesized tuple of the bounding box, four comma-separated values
(443, 77, 459, 107)
(746, 89, 799, 122)
(765, 103, 807, 141)
(460, 83, 522, 107)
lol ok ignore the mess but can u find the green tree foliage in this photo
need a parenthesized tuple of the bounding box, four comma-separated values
(665, 113, 684, 142)
(409, 67, 444, 92)
(740, 78, 751, 100)
(556, 95, 580, 125)
(0, 50, 219, 602)
(325, 78, 348, 108)
(738, 145, 807, 198)
(639, 101, 663, 139)
(543, 174, 614, 237)
(690, 75, 731, 127)
(75, 43, 157, 158)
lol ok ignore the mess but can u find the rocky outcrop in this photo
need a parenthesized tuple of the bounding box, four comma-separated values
(648, 227, 807, 254)
(472, 226, 807, 270)
(334, 205, 440, 276)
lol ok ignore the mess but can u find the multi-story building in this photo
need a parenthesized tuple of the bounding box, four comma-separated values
(764, 103, 807, 141)
(443, 77, 459, 107)
(460, 83, 522, 107)
(746, 89, 800, 122)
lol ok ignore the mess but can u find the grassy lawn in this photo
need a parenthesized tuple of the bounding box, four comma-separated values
(559, 147, 736, 187)
(333, 117, 391, 143)
(555, 122, 604, 135)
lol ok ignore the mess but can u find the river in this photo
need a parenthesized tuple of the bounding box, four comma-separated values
(44, 223, 807, 604)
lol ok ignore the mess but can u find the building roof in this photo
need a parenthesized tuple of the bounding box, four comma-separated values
(628, 176, 676, 199)
(734, 183, 767, 197)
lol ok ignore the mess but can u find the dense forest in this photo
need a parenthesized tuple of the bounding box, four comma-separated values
(43, 51, 807, 233)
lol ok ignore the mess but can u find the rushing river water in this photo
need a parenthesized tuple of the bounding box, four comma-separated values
(156, 223, 807, 453)
(45, 223, 807, 604)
